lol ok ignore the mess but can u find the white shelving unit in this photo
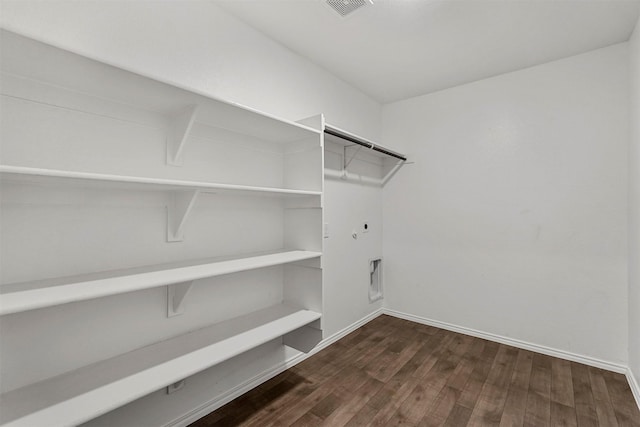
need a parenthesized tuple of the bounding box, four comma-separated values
(0, 166, 322, 197)
(0, 30, 325, 426)
(0, 305, 321, 427)
(0, 250, 322, 316)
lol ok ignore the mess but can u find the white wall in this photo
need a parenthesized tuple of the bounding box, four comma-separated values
(0, 0, 380, 140)
(0, 1, 383, 425)
(382, 44, 629, 366)
(323, 144, 386, 335)
(629, 15, 640, 392)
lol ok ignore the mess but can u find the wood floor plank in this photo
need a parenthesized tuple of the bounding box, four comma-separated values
(588, 366, 611, 403)
(601, 370, 640, 426)
(190, 315, 640, 427)
(205, 374, 313, 427)
(443, 403, 473, 426)
(339, 339, 389, 370)
(417, 385, 461, 427)
(551, 358, 575, 408)
(387, 336, 442, 388)
(420, 335, 471, 390)
(571, 362, 599, 427)
(367, 377, 421, 426)
(343, 401, 380, 427)
(593, 397, 620, 427)
(243, 379, 317, 427)
(523, 353, 552, 427)
(266, 366, 365, 427)
(387, 383, 434, 425)
(388, 334, 473, 426)
(499, 349, 534, 427)
(588, 367, 620, 427)
(331, 367, 374, 401)
(419, 336, 479, 426)
(352, 336, 397, 370)
(499, 386, 529, 427)
(330, 322, 396, 368)
(290, 412, 323, 427)
(510, 350, 535, 390)
(467, 345, 519, 426)
(310, 393, 342, 419)
(523, 389, 550, 427)
(411, 330, 457, 379)
(457, 340, 500, 410)
(550, 401, 577, 427)
(365, 335, 423, 383)
(320, 375, 384, 426)
(447, 338, 486, 392)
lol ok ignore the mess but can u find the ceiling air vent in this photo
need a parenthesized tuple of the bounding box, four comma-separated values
(326, 0, 373, 18)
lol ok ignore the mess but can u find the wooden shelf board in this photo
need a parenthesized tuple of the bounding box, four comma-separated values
(0, 304, 321, 427)
(0, 166, 322, 197)
(0, 250, 322, 315)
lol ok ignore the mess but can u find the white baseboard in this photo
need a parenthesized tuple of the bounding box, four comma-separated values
(168, 308, 384, 427)
(168, 306, 638, 426)
(627, 367, 640, 411)
(382, 308, 628, 374)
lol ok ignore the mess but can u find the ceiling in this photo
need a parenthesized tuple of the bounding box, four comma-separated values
(216, 0, 640, 103)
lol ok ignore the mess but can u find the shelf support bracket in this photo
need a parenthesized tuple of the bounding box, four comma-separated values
(167, 190, 200, 242)
(167, 104, 198, 166)
(167, 281, 194, 317)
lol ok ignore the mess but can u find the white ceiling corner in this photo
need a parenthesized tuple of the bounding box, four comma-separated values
(215, 0, 640, 104)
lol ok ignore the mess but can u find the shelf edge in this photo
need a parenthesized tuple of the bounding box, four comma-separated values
(0, 165, 322, 197)
(0, 251, 322, 315)
(0, 306, 321, 427)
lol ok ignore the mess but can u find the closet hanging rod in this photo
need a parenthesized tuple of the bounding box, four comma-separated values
(324, 125, 407, 162)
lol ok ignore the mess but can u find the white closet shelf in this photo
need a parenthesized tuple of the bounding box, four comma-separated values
(0, 250, 322, 316)
(1, 30, 320, 144)
(0, 304, 322, 427)
(0, 166, 322, 197)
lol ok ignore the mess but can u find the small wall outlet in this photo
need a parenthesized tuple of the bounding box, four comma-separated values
(166, 379, 185, 394)
(362, 222, 369, 233)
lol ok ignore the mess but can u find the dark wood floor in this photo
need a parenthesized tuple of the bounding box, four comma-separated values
(191, 315, 640, 426)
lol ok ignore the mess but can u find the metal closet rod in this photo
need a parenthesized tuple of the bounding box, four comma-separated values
(324, 126, 407, 162)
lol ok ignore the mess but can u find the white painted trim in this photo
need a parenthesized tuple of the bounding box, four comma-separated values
(167, 308, 384, 427)
(627, 367, 640, 411)
(382, 308, 628, 374)
(166, 306, 639, 426)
